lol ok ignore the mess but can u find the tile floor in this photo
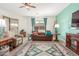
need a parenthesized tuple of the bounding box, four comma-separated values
(24, 41, 78, 56)
(2, 40, 78, 56)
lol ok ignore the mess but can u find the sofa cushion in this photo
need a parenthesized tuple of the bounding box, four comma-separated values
(46, 31, 52, 36)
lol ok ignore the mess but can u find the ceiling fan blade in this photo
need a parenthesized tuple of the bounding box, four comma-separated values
(30, 5, 36, 8)
(24, 3, 36, 8)
(19, 6, 25, 8)
(27, 5, 36, 8)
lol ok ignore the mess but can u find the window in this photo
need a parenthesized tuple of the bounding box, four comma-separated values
(35, 19, 44, 24)
(3, 16, 18, 34)
(35, 18, 45, 32)
(10, 19, 18, 34)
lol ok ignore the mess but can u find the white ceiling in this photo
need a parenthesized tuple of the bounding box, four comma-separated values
(0, 3, 70, 16)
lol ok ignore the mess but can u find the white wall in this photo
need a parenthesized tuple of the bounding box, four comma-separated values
(19, 16, 32, 34)
(25, 16, 56, 34)
(0, 8, 56, 35)
(0, 8, 32, 34)
(46, 16, 56, 33)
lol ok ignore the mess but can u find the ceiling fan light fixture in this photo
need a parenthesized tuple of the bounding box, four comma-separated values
(25, 6, 30, 8)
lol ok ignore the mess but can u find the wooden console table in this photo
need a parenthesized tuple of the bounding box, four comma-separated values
(66, 33, 79, 55)
(0, 37, 16, 51)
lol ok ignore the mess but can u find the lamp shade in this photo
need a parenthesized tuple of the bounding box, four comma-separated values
(55, 24, 59, 28)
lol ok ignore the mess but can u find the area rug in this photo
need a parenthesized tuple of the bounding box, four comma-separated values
(25, 45, 43, 56)
(45, 44, 64, 56)
(25, 42, 65, 56)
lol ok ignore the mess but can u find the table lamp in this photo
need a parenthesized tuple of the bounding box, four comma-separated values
(55, 24, 59, 41)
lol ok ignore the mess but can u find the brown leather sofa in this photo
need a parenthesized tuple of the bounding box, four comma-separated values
(32, 32, 53, 41)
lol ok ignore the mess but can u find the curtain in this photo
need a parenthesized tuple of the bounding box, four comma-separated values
(44, 18, 47, 32)
(31, 17, 35, 32)
(0, 20, 5, 39)
(0, 27, 4, 39)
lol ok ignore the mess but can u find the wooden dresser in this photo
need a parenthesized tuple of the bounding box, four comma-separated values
(66, 33, 79, 55)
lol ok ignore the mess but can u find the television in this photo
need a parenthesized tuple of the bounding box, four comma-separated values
(72, 10, 79, 27)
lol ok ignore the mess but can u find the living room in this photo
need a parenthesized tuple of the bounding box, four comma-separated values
(0, 3, 79, 56)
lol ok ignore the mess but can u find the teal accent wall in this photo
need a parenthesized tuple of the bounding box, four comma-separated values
(56, 3, 79, 42)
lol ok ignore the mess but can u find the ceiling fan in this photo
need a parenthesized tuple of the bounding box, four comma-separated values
(19, 3, 36, 9)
